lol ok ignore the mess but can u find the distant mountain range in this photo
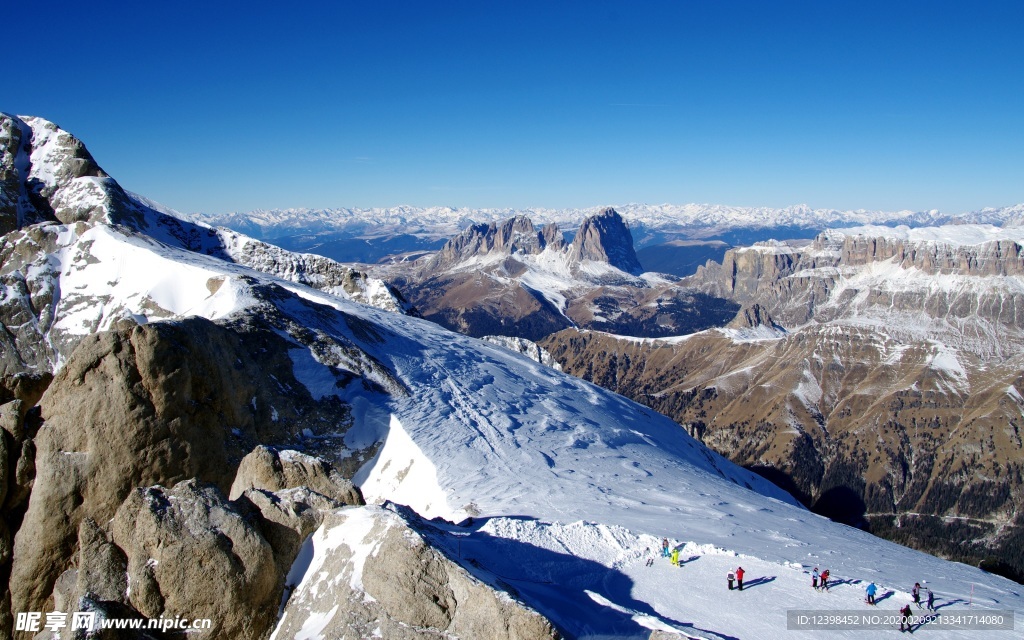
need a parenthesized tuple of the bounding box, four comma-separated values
(186, 202, 1024, 268)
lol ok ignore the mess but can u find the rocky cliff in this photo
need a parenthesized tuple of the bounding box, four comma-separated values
(565, 207, 644, 275)
(692, 228, 1024, 332)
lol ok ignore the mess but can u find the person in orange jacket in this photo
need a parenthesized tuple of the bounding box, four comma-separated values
(736, 566, 745, 590)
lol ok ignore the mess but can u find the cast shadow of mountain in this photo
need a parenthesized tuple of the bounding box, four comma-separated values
(416, 512, 737, 640)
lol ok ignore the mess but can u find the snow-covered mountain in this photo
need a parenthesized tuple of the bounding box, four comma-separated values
(185, 201, 1024, 266)
(189, 202, 1024, 243)
(3, 114, 1022, 639)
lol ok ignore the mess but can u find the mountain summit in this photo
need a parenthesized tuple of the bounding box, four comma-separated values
(566, 207, 644, 274)
(427, 214, 565, 270)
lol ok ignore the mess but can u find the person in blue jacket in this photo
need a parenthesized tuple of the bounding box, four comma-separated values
(865, 582, 877, 605)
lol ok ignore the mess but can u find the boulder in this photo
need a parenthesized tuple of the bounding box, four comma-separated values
(229, 445, 361, 504)
(273, 505, 560, 640)
(110, 480, 280, 640)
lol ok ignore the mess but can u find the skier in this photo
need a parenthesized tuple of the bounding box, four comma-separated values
(670, 547, 680, 567)
(727, 570, 735, 590)
(912, 582, 921, 608)
(820, 569, 830, 591)
(812, 567, 819, 589)
(926, 587, 935, 612)
(865, 582, 877, 605)
(900, 604, 913, 632)
(661, 538, 670, 558)
(644, 547, 655, 567)
(736, 566, 745, 591)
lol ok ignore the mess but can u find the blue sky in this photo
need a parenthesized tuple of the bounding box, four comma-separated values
(9, 1, 1023, 214)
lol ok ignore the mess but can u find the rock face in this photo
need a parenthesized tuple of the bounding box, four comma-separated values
(9, 316, 357, 618)
(273, 505, 561, 640)
(726, 303, 780, 330)
(229, 445, 361, 505)
(566, 207, 644, 275)
(111, 481, 281, 639)
(0, 116, 26, 234)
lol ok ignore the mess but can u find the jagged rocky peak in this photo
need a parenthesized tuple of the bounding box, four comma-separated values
(429, 214, 559, 268)
(0, 114, 143, 228)
(540, 221, 566, 251)
(566, 207, 643, 274)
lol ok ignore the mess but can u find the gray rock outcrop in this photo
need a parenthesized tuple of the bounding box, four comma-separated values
(566, 208, 644, 275)
(8, 315, 354, 617)
(274, 505, 561, 640)
(726, 303, 781, 330)
(111, 480, 280, 639)
(229, 445, 361, 504)
(0, 116, 25, 234)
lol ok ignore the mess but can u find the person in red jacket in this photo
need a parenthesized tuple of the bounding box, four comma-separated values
(736, 566, 745, 590)
(900, 604, 913, 632)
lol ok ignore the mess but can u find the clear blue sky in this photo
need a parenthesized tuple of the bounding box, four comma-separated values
(9, 1, 1023, 214)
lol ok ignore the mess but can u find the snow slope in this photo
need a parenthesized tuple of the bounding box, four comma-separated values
(270, 278, 1023, 638)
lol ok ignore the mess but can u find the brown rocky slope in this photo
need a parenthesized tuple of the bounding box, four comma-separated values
(542, 227, 1024, 582)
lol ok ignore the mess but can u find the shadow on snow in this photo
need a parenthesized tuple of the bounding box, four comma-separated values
(406, 507, 735, 640)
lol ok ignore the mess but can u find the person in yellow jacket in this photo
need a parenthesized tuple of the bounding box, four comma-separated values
(670, 547, 680, 566)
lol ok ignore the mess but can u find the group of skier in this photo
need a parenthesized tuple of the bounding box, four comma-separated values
(811, 567, 831, 591)
(875, 580, 937, 633)
(726, 566, 745, 590)
(658, 538, 684, 567)
(648, 538, 941, 632)
(910, 581, 936, 611)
